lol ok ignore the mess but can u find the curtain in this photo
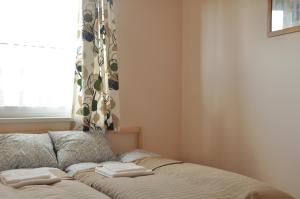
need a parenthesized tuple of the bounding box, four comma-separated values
(73, 0, 120, 133)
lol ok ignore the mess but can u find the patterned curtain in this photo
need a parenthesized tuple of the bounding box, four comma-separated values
(73, 0, 120, 133)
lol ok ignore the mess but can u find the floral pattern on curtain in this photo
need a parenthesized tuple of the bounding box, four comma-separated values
(73, 0, 120, 133)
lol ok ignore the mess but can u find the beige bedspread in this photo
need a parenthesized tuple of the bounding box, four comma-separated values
(0, 168, 110, 199)
(73, 157, 294, 199)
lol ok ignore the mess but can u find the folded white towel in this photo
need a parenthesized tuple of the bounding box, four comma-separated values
(0, 168, 61, 188)
(2, 177, 61, 189)
(102, 163, 145, 173)
(96, 167, 153, 178)
(1, 173, 51, 184)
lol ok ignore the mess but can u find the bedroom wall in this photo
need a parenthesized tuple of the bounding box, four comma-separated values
(181, 0, 300, 198)
(115, 0, 182, 159)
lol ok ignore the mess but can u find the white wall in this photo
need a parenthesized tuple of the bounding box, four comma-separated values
(181, 0, 300, 198)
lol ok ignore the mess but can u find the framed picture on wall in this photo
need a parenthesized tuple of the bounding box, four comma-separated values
(268, 0, 300, 37)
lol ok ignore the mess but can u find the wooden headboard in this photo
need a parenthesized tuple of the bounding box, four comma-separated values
(0, 121, 142, 154)
(107, 126, 142, 155)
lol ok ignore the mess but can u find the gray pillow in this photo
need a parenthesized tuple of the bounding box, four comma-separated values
(0, 133, 58, 172)
(49, 131, 115, 170)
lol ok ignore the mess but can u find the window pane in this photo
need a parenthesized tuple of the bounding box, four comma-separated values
(0, 0, 80, 48)
(0, 0, 80, 118)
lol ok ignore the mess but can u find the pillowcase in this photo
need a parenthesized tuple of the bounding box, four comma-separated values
(119, 149, 160, 163)
(49, 131, 115, 170)
(0, 133, 58, 172)
(65, 161, 119, 177)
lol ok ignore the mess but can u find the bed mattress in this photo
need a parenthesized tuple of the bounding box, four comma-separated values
(0, 168, 110, 199)
(72, 157, 294, 199)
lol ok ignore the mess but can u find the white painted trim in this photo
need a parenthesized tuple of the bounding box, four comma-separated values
(0, 117, 74, 124)
(0, 106, 72, 118)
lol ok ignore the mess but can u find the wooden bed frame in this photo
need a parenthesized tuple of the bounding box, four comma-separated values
(0, 122, 142, 155)
(106, 126, 143, 155)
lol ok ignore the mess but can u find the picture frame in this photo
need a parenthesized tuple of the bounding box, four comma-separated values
(268, 0, 300, 37)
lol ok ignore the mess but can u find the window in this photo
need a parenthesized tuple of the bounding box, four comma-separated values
(0, 0, 80, 119)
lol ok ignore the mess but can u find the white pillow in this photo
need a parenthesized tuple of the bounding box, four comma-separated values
(119, 150, 160, 163)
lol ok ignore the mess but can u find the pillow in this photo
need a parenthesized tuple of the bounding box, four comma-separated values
(0, 133, 58, 172)
(119, 149, 160, 163)
(49, 131, 115, 170)
(65, 161, 119, 177)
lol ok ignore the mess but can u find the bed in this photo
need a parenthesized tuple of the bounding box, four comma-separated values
(0, 126, 295, 199)
(0, 130, 114, 199)
(69, 156, 293, 199)
(0, 168, 110, 199)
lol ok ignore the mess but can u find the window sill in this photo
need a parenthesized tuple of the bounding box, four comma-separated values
(0, 117, 74, 124)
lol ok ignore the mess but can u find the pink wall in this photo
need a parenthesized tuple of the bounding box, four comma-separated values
(115, 0, 182, 159)
(181, 0, 300, 198)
